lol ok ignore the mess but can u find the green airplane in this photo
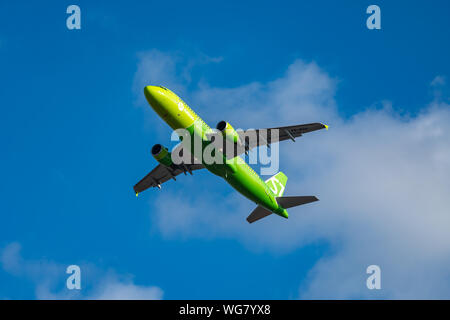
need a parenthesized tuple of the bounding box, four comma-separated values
(134, 86, 328, 223)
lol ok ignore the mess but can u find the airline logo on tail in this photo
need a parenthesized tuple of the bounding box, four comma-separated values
(265, 172, 287, 197)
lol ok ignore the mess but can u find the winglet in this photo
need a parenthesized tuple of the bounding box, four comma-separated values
(323, 124, 329, 130)
(135, 192, 139, 197)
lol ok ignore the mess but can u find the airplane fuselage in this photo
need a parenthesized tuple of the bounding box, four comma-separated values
(144, 86, 288, 218)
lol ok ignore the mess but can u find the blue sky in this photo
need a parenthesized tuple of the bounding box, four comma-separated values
(1, 0, 450, 299)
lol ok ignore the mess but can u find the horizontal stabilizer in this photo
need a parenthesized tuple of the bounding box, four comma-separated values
(276, 196, 319, 209)
(246, 206, 272, 223)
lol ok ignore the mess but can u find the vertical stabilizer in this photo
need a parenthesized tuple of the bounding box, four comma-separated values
(265, 172, 288, 197)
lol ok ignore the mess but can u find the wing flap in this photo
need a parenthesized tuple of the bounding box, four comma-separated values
(133, 163, 204, 194)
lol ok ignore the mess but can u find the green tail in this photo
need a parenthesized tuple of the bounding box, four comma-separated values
(265, 171, 288, 197)
(246, 171, 319, 224)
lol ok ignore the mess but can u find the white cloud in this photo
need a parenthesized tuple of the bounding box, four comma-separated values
(133, 50, 187, 108)
(89, 277, 163, 300)
(430, 75, 448, 102)
(192, 60, 338, 128)
(0, 242, 162, 300)
(134, 50, 450, 298)
(431, 75, 446, 87)
(132, 50, 223, 108)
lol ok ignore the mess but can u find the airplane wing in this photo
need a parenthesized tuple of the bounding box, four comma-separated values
(134, 143, 205, 195)
(133, 162, 204, 195)
(238, 122, 328, 154)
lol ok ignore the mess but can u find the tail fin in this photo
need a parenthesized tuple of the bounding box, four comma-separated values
(246, 172, 287, 223)
(246, 172, 319, 224)
(265, 172, 288, 197)
(276, 196, 319, 209)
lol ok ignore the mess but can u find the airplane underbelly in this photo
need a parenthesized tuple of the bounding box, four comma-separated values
(224, 165, 277, 212)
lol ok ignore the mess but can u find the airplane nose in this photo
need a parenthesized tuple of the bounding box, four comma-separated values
(143, 85, 172, 118)
(144, 85, 169, 114)
(144, 85, 160, 104)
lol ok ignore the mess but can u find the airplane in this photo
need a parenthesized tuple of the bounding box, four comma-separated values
(134, 86, 328, 223)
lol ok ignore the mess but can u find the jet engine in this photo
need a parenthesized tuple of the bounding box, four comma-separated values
(151, 144, 173, 167)
(216, 121, 242, 145)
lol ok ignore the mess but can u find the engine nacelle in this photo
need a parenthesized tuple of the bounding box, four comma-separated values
(151, 144, 173, 167)
(216, 121, 242, 145)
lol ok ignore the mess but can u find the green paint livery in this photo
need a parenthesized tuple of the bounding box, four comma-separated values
(134, 86, 328, 223)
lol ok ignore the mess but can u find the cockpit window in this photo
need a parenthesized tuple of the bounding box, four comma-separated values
(159, 86, 168, 90)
